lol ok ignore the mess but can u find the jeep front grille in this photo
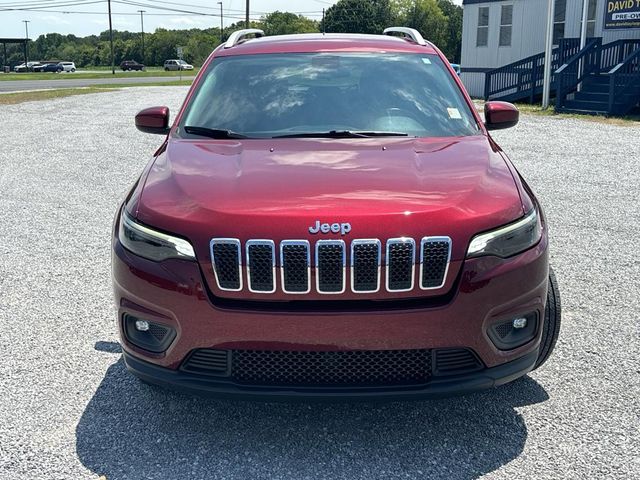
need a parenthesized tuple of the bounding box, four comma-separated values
(209, 237, 451, 295)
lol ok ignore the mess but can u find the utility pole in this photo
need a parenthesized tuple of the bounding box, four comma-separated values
(245, 0, 249, 28)
(218, 2, 223, 44)
(138, 10, 145, 64)
(22, 20, 30, 66)
(541, 0, 555, 109)
(108, 0, 115, 74)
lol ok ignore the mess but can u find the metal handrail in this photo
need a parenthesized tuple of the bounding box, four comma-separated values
(383, 27, 427, 46)
(555, 37, 601, 73)
(224, 29, 265, 49)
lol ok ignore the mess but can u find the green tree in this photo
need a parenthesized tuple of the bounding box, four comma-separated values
(392, 0, 449, 56)
(261, 11, 319, 36)
(321, 0, 393, 34)
(437, 0, 463, 62)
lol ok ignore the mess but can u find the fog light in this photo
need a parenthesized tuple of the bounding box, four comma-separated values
(135, 319, 150, 332)
(512, 317, 528, 329)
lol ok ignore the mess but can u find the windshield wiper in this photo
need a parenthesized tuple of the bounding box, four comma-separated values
(273, 130, 409, 138)
(183, 126, 248, 139)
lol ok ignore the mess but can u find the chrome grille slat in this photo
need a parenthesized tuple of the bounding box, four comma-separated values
(316, 240, 346, 294)
(386, 238, 416, 292)
(280, 240, 311, 294)
(210, 238, 242, 291)
(209, 237, 451, 295)
(351, 239, 381, 293)
(419, 236, 452, 290)
(246, 240, 276, 293)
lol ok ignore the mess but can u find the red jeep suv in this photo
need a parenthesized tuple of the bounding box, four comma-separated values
(112, 28, 561, 400)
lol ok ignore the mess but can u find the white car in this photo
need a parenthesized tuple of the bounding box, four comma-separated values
(164, 59, 194, 71)
(13, 62, 42, 72)
(59, 62, 76, 72)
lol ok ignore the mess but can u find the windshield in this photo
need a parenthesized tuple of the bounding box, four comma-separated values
(181, 53, 479, 138)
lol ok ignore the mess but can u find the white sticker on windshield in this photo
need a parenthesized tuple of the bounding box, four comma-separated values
(421, 57, 432, 65)
(447, 107, 462, 119)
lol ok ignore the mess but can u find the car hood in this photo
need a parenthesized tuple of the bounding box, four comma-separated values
(136, 135, 524, 264)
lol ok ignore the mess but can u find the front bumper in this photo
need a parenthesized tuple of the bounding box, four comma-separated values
(112, 208, 549, 399)
(124, 348, 538, 401)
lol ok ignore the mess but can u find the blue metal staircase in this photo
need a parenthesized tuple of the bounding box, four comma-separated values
(483, 37, 640, 116)
(555, 39, 640, 115)
(483, 38, 581, 103)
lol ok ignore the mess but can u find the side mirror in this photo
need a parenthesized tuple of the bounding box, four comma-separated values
(484, 101, 519, 130)
(135, 106, 170, 134)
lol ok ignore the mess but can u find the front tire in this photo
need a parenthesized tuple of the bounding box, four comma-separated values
(533, 267, 561, 370)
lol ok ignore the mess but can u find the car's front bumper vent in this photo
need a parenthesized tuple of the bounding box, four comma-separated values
(208, 236, 451, 295)
(181, 347, 485, 387)
(432, 348, 483, 376)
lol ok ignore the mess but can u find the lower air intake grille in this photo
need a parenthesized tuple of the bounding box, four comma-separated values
(232, 349, 433, 386)
(433, 348, 482, 376)
(181, 349, 230, 376)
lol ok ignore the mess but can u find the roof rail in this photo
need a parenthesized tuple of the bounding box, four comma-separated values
(224, 29, 265, 49)
(383, 27, 427, 46)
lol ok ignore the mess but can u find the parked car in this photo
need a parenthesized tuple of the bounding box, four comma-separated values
(120, 60, 145, 71)
(164, 59, 194, 71)
(13, 62, 42, 72)
(59, 61, 76, 72)
(44, 63, 64, 73)
(33, 63, 64, 73)
(117, 28, 561, 401)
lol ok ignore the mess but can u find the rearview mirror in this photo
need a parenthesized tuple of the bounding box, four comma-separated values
(484, 101, 519, 130)
(135, 106, 170, 135)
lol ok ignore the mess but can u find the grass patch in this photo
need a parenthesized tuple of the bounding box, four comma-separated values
(0, 68, 198, 81)
(0, 80, 192, 105)
(473, 99, 640, 126)
(0, 87, 113, 105)
(514, 103, 640, 126)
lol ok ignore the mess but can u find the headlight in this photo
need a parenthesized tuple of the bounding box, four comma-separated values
(467, 208, 541, 258)
(118, 211, 196, 261)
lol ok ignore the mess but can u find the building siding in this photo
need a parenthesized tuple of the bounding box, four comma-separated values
(460, 0, 640, 97)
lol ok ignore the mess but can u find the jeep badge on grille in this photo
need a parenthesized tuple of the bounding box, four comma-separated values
(309, 220, 352, 235)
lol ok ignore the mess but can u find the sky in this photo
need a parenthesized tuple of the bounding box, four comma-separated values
(0, 0, 334, 38)
(0, 0, 462, 39)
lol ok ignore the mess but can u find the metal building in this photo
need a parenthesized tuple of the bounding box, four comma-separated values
(459, 0, 640, 115)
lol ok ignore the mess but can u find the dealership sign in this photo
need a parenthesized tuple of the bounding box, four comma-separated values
(604, 0, 640, 29)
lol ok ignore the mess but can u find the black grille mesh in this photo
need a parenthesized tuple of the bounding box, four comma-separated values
(421, 240, 450, 288)
(212, 243, 240, 290)
(352, 242, 379, 292)
(495, 321, 513, 339)
(247, 243, 274, 292)
(231, 349, 432, 386)
(317, 243, 344, 293)
(282, 244, 309, 292)
(387, 241, 414, 291)
(148, 323, 169, 342)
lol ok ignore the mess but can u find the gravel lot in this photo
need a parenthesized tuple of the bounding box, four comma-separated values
(0, 87, 638, 480)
